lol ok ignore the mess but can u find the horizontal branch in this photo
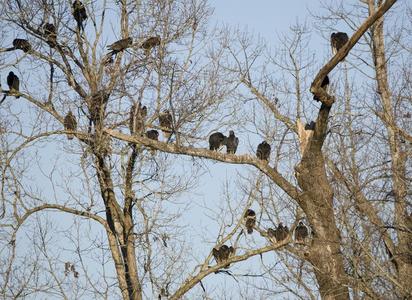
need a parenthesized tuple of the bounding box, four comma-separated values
(105, 129, 301, 201)
(17, 204, 108, 229)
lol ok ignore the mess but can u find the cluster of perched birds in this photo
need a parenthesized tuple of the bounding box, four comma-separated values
(209, 130, 271, 162)
(2, 8, 349, 270)
(212, 208, 310, 267)
(128, 102, 173, 142)
(1, 0, 161, 101)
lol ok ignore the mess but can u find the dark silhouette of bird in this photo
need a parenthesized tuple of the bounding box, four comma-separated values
(313, 75, 329, 102)
(146, 130, 159, 154)
(304, 121, 316, 131)
(295, 221, 308, 244)
(331, 32, 349, 55)
(146, 129, 159, 141)
(213, 245, 235, 268)
(256, 141, 270, 161)
(209, 132, 226, 151)
(244, 209, 256, 234)
(43, 23, 57, 47)
(107, 37, 133, 55)
(129, 102, 147, 135)
(158, 110, 173, 139)
(72, 0, 87, 32)
(7, 72, 20, 98)
(274, 222, 289, 242)
(141, 36, 161, 54)
(226, 130, 239, 154)
(64, 111, 77, 140)
(104, 38, 133, 65)
(12, 39, 31, 52)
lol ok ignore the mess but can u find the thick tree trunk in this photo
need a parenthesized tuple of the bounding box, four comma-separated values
(369, 1, 412, 296)
(96, 153, 143, 300)
(295, 105, 350, 299)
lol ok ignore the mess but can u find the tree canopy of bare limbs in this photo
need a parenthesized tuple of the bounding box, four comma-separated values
(0, 0, 410, 299)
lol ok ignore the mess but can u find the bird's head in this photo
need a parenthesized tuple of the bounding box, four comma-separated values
(220, 245, 228, 251)
(246, 209, 255, 216)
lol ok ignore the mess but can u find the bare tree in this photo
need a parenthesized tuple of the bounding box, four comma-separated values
(1, 0, 409, 299)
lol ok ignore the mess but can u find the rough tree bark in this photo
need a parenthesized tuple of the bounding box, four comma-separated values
(368, 0, 411, 297)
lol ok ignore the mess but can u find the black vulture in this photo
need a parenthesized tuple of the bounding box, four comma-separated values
(107, 37, 133, 55)
(304, 121, 316, 131)
(12, 39, 31, 52)
(141, 36, 161, 50)
(209, 132, 226, 151)
(221, 245, 235, 260)
(7, 72, 20, 98)
(274, 222, 289, 242)
(146, 130, 159, 155)
(158, 110, 173, 139)
(64, 111, 77, 140)
(244, 209, 256, 234)
(146, 129, 159, 141)
(313, 75, 329, 102)
(213, 245, 235, 268)
(226, 130, 239, 154)
(129, 102, 147, 135)
(72, 0, 87, 32)
(295, 221, 308, 244)
(43, 23, 57, 47)
(212, 247, 221, 264)
(256, 141, 270, 161)
(331, 32, 349, 55)
(64, 262, 72, 276)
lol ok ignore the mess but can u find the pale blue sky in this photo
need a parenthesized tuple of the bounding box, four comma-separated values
(209, 0, 323, 38)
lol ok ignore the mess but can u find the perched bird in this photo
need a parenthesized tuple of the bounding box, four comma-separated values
(295, 221, 309, 244)
(209, 132, 226, 151)
(331, 32, 349, 55)
(226, 130, 239, 154)
(141, 36, 161, 54)
(274, 222, 289, 242)
(107, 37, 133, 55)
(244, 209, 256, 234)
(320, 75, 330, 88)
(256, 141, 271, 161)
(304, 121, 316, 131)
(213, 245, 235, 268)
(72, 0, 87, 32)
(43, 23, 57, 47)
(146, 129, 159, 141)
(64, 262, 72, 276)
(313, 75, 329, 102)
(64, 111, 77, 140)
(158, 110, 173, 139)
(12, 39, 31, 52)
(129, 102, 147, 135)
(212, 247, 220, 262)
(7, 72, 20, 98)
